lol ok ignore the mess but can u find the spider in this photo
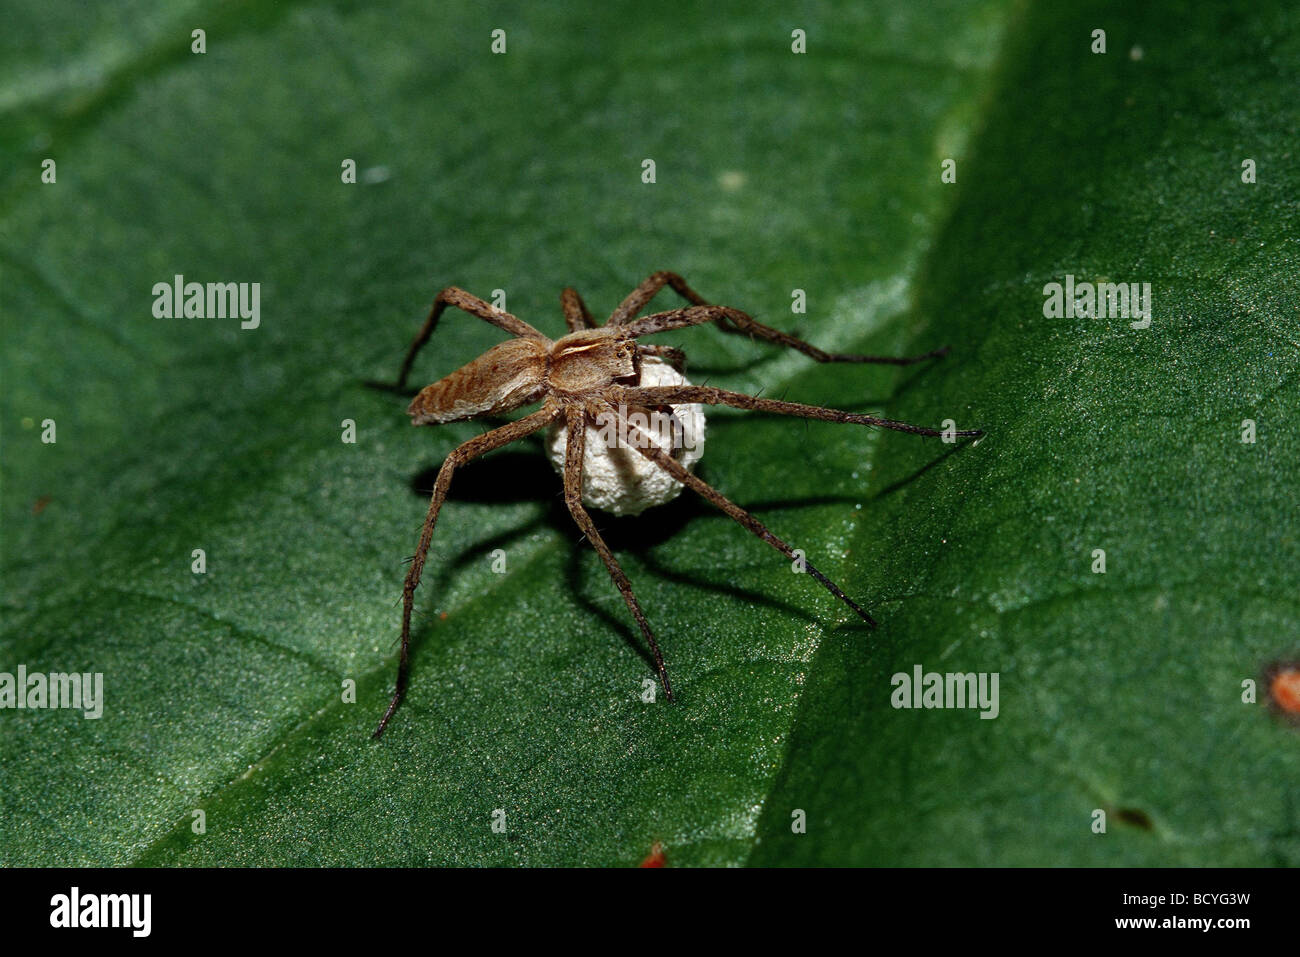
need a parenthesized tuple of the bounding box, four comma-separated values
(371, 271, 981, 737)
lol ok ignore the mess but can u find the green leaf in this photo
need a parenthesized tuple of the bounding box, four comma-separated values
(2, 0, 1296, 868)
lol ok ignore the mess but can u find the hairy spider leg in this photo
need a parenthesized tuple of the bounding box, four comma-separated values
(620, 385, 984, 439)
(603, 400, 877, 628)
(561, 405, 674, 700)
(609, 270, 949, 365)
(560, 287, 597, 332)
(373, 403, 561, 738)
(391, 286, 547, 392)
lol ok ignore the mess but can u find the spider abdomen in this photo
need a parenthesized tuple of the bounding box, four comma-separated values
(407, 337, 548, 425)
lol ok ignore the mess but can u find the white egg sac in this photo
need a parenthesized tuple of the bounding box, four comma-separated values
(545, 358, 706, 516)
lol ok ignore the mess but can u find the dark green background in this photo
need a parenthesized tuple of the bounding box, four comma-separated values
(2, 0, 1296, 866)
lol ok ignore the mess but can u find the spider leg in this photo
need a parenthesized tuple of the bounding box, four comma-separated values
(609, 270, 949, 365)
(385, 287, 548, 392)
(561, 287, 596, 332)
(373, 403, 561, 738)
(622, 305, 755, 339)
(619, 385, 983, 439)
(562, 404, 674, 701)
(713, 313, 950, 366)
(606, 401, 877, 627)
(608, 270, 712, 324)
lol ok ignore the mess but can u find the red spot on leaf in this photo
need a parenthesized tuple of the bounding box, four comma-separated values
(1270, 666, 1300, 715)
(638, 842, 665, 868)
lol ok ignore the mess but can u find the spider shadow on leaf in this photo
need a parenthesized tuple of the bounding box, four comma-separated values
(869, 435, 982, 501)
(406, 440, 865, 675)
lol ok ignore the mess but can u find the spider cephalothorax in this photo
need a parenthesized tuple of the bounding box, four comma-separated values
(547, 328, 642, 391)
(371, 271, 981, 737)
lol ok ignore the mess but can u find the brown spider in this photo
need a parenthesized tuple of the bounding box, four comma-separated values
(371, 271, 980, 737)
